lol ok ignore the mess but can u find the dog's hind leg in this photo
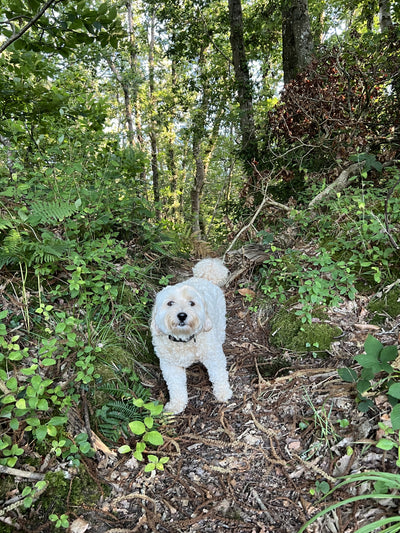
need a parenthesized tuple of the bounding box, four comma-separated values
(160, 361, 188, 414)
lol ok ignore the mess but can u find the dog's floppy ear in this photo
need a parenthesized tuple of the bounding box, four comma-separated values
(151, 310, 162, 335)
(202, 311, 212, 332)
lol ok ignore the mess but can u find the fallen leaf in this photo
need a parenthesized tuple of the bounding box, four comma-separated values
(238, 288, 256, 298)
(69, 518, 89, 533)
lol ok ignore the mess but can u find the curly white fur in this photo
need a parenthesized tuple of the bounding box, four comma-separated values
(151, 258, 232, 414)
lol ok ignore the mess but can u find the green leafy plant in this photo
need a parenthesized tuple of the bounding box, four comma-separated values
(21, 480, 48, 509)
(375, 423, 400, 468)
(338, 335, 399, 426)
(118, 399, 168, 472)
(298, 471, 400, 533)
(260, 247, 356, 323)
(145, 454, 169, 473)
(49, 513, 70, 529)
(309, 479, 330, 497)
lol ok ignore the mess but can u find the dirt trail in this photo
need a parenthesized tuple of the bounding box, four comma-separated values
(81, 281, 399, 533)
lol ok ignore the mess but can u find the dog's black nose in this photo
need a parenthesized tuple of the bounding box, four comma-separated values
(177, 312, 187, 323)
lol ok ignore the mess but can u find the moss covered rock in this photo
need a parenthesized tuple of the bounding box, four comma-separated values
(269, 308, 342, 355)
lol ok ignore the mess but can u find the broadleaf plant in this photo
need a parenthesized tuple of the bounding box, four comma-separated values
(339, 335, 399, 426)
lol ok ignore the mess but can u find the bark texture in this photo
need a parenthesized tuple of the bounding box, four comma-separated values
(282, 0, 314, 84)
(228, 0, 258, 164)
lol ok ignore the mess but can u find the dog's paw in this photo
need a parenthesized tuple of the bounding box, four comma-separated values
(214, 384, 233, 403)
(164, 401, 186, 415)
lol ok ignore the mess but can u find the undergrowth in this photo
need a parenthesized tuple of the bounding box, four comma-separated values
(256, 160, 400, 324)
(0, 193, 178, 528)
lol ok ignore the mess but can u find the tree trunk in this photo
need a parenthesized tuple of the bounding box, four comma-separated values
(282, 0, 314, 84)
(228, 0, 258, 166)
(106, 58, 135, 148)
(166, 61, 179, 218)
(379, 0, 393, 31)
(148, 12, 160, 218)
(0, 135, 16, 176)
(191, 137, 205, 238)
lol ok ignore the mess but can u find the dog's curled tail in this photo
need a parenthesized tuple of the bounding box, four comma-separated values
(192, 258, 229, 287)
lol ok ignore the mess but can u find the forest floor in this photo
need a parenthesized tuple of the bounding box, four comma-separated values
(72, 259, 400, 533)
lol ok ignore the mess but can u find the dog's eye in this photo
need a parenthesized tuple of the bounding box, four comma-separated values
(167, 301, 174, 307)
(189, 301, 195, 306)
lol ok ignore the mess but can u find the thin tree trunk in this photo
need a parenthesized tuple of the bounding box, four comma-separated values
(126, 0, 146, 154)
(148, 13, 160, 218)
(379, 0, 393, 31)
(166, 61, 179, 218)
(228, 0, 258, 166)
(106, 58, 135, 148)
(191, 138, 205, 238)
(282, 0, 314, 84)
(190, 43, 208, 239)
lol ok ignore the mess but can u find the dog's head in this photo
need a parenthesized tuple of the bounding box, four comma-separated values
(151, 284, 212, 341)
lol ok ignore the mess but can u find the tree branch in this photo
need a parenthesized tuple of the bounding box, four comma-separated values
(0, 0, 57, 54)
(308, 162, 364, 208)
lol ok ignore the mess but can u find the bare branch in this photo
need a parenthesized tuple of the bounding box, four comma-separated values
(308, 162, 364, 208)
(223, 164, 293, 259)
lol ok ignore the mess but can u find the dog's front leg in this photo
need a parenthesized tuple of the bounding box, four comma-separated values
(203, 351, 232, 404)
(160, 361, 188, 414)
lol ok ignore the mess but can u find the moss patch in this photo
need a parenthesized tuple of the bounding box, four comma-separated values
(269, 309, 342, 355)
(368, 286, 400, 324)
(41, 468, 109, 514)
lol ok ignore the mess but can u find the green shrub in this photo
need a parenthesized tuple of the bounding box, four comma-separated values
(260, 247, 356, 324)
(338, 335, 399, 425)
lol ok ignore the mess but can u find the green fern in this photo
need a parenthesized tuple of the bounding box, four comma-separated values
(0, 229, 24, 266)
(96, 400, 143, 442)
(94, 376, 152, 444)
(25, 239, 72, 265)
(0, 228, 72, 267)
(29, 199, 80, 224)
(0, 217, 14, 230)
(97, 381, 151, 402)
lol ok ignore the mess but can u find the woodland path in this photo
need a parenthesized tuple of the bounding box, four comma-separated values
(78, 261, 399, 533)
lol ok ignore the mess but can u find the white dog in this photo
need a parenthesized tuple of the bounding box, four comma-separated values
(151, 258, 232, 414)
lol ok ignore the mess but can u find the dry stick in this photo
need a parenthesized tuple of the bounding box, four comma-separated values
(308, 159, 396, 209)
(0, 0, 57, 54)
(0, 465, 45, 480)
(0, 378, 11, 395)
(223, 187, 291, 260)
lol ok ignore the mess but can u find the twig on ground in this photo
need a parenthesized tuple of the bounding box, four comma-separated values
(0, 465, 45, 480)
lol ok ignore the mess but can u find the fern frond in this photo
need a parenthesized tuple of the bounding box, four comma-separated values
(0, 229, 24, 266)
(94, 374, 152, 444)
(97, 381, 151, 401)
(0, 218, 14, 230)
(25, 239, 72, 265)
(30, 199, 79, 224)
(96, 400, 142, 442)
